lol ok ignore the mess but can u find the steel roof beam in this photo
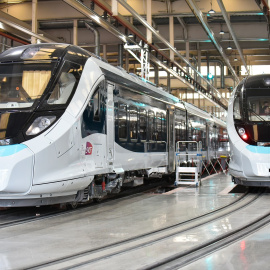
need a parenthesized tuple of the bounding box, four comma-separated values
(116, 0, 227, 105)
(0, 10, 58, 43)
(63, 0, 227, 110)
(216, 0, 248, 74)
(185, 0, 240, 84)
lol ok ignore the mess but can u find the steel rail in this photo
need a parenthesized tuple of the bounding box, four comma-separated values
(26, 189, 254, 269)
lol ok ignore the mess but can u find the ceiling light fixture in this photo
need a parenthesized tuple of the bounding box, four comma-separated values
(208, 0, 215, 14)
(219, 30, 225, 35)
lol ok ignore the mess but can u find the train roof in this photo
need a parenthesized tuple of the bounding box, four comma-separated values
(244, 74, 270, 89)
(90, 57, 226, 126)
(0, 43, 225, 127)
(0, 43, 93, 62)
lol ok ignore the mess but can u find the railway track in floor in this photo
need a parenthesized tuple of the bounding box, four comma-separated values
(24, 187, 264, 270)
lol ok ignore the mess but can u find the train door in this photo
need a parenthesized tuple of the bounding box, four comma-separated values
(167, 105, 175, 173)
(106, 82, 115, 171)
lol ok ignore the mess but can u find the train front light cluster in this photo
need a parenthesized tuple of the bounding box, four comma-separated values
(238, 127, 248, 140)
(26, 116, 56, 136)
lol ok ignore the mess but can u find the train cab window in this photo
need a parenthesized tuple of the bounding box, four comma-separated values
(148, 111, 156, 141)
(0, 62, 56, 109)
(129, 106, 138, 140)
(48, 62, 82, 105)
(118, 103, 127, 139)
(233, 94, 242, 121)
(139, 109, 147, 141)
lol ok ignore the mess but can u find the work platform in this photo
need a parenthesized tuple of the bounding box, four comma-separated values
(1, 174, 270, 269)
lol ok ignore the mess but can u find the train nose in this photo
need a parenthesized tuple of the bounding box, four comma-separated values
(0, 144, 34, 193)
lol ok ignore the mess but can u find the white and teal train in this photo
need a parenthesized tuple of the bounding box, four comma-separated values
(0, 43, 228, 206)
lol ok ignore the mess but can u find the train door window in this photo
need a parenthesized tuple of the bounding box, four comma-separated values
(148, 111, 155, 141)
(48, 61, 82, 105)
(81, 80, 106, 138)
(118, 103, 127, 140)
(92, 90, 100, 121)
(129, 106, 138, 140)
(139, 109, 147, 141)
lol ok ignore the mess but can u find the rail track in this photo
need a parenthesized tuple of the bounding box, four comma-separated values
(24, 187, 264, 270)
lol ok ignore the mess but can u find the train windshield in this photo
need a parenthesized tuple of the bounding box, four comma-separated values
(246, 89, 270, 122)
(0, 62, 56, 109)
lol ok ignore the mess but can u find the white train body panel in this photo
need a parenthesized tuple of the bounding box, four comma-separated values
(228, 74, 270, 186)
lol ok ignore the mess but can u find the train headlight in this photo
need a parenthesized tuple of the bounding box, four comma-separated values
(26, 116, 56, 136)
(238, 127, 248, 140)
(238, 128, 246, 136)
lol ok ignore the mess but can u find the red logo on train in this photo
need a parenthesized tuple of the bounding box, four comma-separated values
(85, 142, 93, 155)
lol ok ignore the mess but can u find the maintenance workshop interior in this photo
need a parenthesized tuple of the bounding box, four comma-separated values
(0, 0, 269, 269)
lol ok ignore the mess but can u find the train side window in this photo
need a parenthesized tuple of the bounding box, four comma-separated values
(118, 103, 127, 139)
(161, 113, 166, 141)
(129, 106, 138, 140)
(156, 113, 162, 141)
(48, 61, 81, 105)
(148, 111, 155, 141)
(139, 109, 147, 141)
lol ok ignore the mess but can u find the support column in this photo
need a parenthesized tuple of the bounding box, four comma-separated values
(103, 44, 107, 60)
(118, 43, 123, 67)
(112, 0, 118, 16)
(31, 0, 38, 44)
(1, 37, 6, 52)
(73, 19, 78, 46)
(186, 40, 189, 74)
(169, 16, 174, 61)
(214, 63, 217, 88)
(167, 71, 171, 93)
(146, 0, 152, 44)
(125, 50, 129, 71)
(197, 43, 201, 84)
(152, 63, 159, 85)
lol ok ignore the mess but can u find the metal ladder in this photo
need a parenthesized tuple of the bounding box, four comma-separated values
(175, 141, 202, 187)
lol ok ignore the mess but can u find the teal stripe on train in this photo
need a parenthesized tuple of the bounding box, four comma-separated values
(0, 144, 27, 157)
(246, 145, 270, 154)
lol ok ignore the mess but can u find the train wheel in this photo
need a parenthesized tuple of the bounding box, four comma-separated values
(67, 201, 78, 209)
(93, 198, 102, 203)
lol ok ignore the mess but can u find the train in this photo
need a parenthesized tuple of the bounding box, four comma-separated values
(0, 43, 228, 207)
(228, 74, 270, 186)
